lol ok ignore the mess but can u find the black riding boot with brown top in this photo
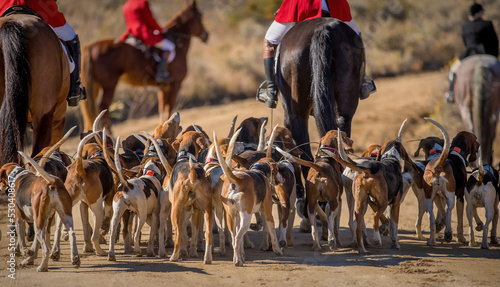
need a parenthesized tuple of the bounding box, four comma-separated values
(257, 39, 278, 109)
(66, 35, 86, 106)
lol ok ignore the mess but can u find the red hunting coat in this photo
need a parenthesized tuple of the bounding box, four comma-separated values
(275, 0, 352, 23)
(0, 0, 67, 27)
(119, 0, 164, 46)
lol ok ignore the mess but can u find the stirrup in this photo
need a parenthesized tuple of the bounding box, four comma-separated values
(444, 91, 454, 103)
(256, 81, 277, 108)
(360, 75, 376, 100)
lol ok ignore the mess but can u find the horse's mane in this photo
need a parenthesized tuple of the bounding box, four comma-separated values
(164, 3, 195, 30)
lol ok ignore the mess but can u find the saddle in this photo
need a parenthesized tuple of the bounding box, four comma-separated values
(1, 5, 41, 18)
(123, 35, 163, 64)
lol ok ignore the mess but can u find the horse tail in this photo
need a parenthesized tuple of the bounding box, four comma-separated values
(311, 24, 336, 136)
(0, 21, 30, 165)
(80, 45, 98, 132)
(472, 63, 493, 155)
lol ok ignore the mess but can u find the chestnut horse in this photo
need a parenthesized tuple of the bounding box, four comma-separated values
(80, 0, 208, 133)
(276, 18, 364, 175)
(454, 55, 500, 164)
(0, 13, 69, 166)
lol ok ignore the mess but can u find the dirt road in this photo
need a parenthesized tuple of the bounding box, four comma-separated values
(1, 71, 499, 287)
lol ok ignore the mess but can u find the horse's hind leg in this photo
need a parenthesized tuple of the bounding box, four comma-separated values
(31, 113, 53, 157)
(284, 115, 312, 178)
(99, 83, 118, 133)
(158, 83, 180, 123)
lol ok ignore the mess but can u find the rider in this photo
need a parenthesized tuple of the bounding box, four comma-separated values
(258, 0, 376, 109)
(444, 2, 499, 103)
(0, 0, 87, 106)
(120, 0, 175, 84)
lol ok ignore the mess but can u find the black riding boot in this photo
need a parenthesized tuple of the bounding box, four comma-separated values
(155, 58, 172, 84)
(257, 58, 278, 109)
(65, 35, 86, 106)
(444, 71, 456, 103)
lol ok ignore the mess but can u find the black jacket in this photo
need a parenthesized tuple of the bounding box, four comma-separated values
(460, 19, 499, 59)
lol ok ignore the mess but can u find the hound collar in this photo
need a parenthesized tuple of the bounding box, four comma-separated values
(319, 145, 340, 158)
(177, 151, 197, 163)
(89, 151, 104, 159)
(450, 146, 468, 167)
(7, 166, 29, 188)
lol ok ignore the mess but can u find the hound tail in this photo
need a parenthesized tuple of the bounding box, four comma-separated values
(213, 129, 242, 185)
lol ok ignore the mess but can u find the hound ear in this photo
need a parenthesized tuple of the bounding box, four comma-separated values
(467, 140, 480, 163)
(414, 144, 422, 157)
(196, 136, 207, 150)
(376, 143, 387, 161)
(171, 139, 181, 152)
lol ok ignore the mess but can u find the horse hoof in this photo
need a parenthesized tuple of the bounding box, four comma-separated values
(481, 245, 489, 249)
(491, 238, 499, 245)
(108, 255, 116, 261)
(279, 240, 286, 248)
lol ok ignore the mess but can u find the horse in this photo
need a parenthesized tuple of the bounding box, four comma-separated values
(276, 17, 364, 175)
(80, 0, 208, 134)
(454, 54, 500, 164)
(0, 13, 70, 167)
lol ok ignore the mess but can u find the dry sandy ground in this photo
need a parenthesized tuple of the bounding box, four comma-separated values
(1, 71, 499, 286)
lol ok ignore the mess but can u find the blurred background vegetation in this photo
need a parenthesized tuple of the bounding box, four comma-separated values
(58, 0, 500, 117)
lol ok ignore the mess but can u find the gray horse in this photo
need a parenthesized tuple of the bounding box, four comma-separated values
(454, 54, 500, 164)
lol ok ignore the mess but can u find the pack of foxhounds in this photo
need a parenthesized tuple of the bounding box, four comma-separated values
(1, 111, 498, 271)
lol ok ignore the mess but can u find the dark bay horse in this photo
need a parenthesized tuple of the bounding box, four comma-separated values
(80, 0, 208, 133)
(0, 14, 70, 166)
(454, 55, 500, 164)
(277, 17, 364, 171)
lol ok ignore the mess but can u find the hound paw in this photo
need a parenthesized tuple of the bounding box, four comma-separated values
(475, 223, 484, 232)
(328, 240, 337, 251)
(50, 251, 60, 261)
(72, 256, 81, 268)
(457, 235, 467, 244)
(62, 232, 70, 242)
(444, 231, 453, 242)
(244, 241, 255, 249)
(279, 240, 286, 248)
(359, 249, 369, 255)
(158, 250, 167, 258)
(490, 237, 499, 245)
(36, 265, 48, 272)
(21, 258, 34, 267)
(249, 223, 263, 231)
(379, 223, 389, 236)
